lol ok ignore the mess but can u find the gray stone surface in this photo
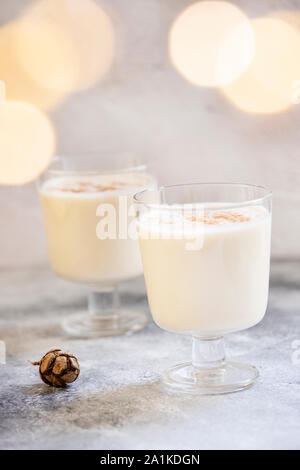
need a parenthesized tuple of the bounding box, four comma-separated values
(0, 261, 299, 450)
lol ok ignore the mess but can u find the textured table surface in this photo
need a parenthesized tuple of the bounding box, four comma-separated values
(0, 261, 299, 450)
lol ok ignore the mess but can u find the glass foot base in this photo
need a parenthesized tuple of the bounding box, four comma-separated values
(163, 361, 259, 395)
(62, 310, 148, 338)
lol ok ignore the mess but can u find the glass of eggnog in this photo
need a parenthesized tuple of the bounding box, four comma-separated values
(135, 183, 272, 394)
(38, 154, 156, 337)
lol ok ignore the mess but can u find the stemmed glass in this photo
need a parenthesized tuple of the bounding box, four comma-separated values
(38, 154, 156, 337)
(134, 183, 272, 394)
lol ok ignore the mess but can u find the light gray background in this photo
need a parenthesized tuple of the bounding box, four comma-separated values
(0, 0, 300, 268)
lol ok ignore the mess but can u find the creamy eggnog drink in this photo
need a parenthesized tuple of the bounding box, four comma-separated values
(40, 172, 154, 286)
(38, 160, 156, 338)
(139, 205, 271, 336)
(135, 183, 272, 394)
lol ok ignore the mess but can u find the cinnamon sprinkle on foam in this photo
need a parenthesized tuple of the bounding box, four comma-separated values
(46, 179, 148, 194)
(58, 182, 119, 193)
(186, 211, 251, 225)
(139, 206, 266, 233)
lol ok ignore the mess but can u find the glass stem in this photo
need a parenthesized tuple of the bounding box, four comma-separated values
(192, 336, 226, 369)
(88, 286, 120, 319)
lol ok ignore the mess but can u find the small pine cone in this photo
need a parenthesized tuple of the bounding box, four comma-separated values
(30, 348, 80, 387)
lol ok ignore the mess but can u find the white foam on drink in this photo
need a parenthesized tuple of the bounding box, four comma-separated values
(138, 205, 269, 237)
(40, 173, 154, 198)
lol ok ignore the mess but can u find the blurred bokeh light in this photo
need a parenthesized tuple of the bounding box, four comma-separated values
(0, 21, 67, 111)
(0, 0, 114, 111)
(270, 9, 300, 31)
(222, 17, 300, 114)
(0, 0, 116, 185)
(169, 1, 254, 87)
(0, 101, 55, 185)
(16, 0, 115, 94)
(0, 80, 5, 103)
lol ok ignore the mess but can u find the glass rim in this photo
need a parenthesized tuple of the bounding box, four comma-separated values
(41, 155, 147, 177)
(134, 182, 272, 211)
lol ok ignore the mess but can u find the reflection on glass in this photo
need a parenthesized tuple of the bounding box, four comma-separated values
(135, 183, 272, 394)
(38, 155, 156, 338)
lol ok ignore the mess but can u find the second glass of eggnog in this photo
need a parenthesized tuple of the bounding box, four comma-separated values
(38, 155, 156, 337)
(135, 183, 272, 394)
